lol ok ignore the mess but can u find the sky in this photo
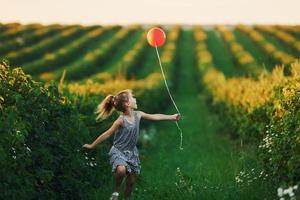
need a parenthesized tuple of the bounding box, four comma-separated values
(1, 0, 300, 25)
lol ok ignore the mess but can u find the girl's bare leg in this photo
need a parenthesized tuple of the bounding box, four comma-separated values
(114, 165, 126, 193)
(124, 173, 136, 198)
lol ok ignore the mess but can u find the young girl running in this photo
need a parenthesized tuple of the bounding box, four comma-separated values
(82, 89, 180, 200)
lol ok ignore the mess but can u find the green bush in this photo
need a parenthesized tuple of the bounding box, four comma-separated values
(0, 61, 110, 199)
(258, 86, 300, 185)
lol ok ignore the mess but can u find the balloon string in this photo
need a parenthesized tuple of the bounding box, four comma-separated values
(154, 42, 183, 150)
(154, 43, 180, 114)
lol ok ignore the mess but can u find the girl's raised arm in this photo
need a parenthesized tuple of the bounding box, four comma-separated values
(139, 111, 180, 121)
(82, 117, 123, 149)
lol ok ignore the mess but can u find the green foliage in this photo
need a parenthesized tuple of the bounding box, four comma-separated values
(0, 61, 110, 199)
(258, 86, 300, 185)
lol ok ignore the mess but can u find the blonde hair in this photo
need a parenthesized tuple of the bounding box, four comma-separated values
(95, 89, 133, 122)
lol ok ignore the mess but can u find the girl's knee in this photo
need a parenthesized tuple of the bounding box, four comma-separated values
(116, 165, 126, 176)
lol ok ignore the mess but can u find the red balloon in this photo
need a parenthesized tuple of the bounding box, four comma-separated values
(147, 27, 166, 47)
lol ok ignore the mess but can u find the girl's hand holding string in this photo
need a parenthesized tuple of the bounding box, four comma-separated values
(173, 113, 181, 121)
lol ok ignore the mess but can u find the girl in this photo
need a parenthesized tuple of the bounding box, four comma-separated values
(82, 89, 180, 200)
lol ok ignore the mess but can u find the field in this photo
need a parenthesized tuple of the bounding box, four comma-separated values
(1, 22, 300, 199)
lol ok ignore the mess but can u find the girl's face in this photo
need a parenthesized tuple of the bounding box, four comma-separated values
(127, 93, 137, 109)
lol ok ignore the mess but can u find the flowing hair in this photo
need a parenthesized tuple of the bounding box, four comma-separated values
(95, 89, 133, 122)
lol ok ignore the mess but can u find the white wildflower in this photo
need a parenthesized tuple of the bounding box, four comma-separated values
(278, 187, 283, 197)
(293, 185, 298, 190)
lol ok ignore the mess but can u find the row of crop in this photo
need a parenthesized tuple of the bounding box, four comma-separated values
(22, 26, 118, 75)
(112, 25, 181, 82)
(0, 23, 23, 38)
(192, 26, 215, 75)
(254, 25, 300, 56)
(236, 25, 296, 65)
(55, 26, 178, 83)
(0, 22, 23, 32)
(276, 25, 300, 38)
(0, 23, 11, 32)
(0, 25, 65, 57)
(84, 27, 177, 83)
(85, 29, 149, 82)
(46, 25, 141, 81)
(45, 25, 140, 80)
(39, 26, 138, 83)
(4, 25, 91, 66)
(216, 25, 262, 75)
(119, 30, 149, 78)
(64, 72, 163, 97)
(116, 26, 178, 80)
(0, 23, 42, 42)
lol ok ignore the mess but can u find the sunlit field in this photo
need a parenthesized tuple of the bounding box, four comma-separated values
(1, 22, 300, 199)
